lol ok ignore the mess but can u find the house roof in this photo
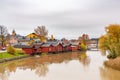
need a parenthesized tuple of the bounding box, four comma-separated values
(41, 41, 61, 47)
(14, 45, 33, 48)
(18, 37, 30, 42)
(51, 41, 61, 47)
(70, 41, 79, 46)
(41, 42, 52, 47)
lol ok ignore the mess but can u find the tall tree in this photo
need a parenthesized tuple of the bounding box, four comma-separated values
(98, 24, 120, 58)
(0, 25, 8, 46)
(34, 26, 48, 42)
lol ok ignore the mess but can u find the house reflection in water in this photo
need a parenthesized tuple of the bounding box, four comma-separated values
(0, 51, 90, 79)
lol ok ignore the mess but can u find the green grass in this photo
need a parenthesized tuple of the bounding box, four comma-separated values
(0, 51, 26, 59)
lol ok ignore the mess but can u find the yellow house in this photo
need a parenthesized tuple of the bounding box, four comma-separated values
(26, 33, 39, 39)
(26, 33, 47, 42)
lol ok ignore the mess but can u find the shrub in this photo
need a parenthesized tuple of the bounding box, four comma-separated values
(7, 46, 15, 55)
(80, 43, 87, 51)
(16, 49, 25, 55)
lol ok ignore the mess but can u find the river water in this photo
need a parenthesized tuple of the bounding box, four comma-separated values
(0, 51, 120, 80)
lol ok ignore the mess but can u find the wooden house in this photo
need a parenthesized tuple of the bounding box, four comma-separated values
(22, 46, 34, 55)
(41, 42, 55, 53)
(26, 33, 39, 39)
(71, 46, 78, 51)
(62, 44, 71, 52)
(33, 42, 43, 54)
(70, 41, 79, 51)
(61, 40, 71, 52)
(52, 42, 63, 52)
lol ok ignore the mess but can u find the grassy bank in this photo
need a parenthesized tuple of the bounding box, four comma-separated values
(104, 57, 120, 71)
(0, 52, 26, 59)
(0, 48, 27, 59)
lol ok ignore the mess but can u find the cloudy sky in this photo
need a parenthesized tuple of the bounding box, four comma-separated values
(0, 0, 120, 39)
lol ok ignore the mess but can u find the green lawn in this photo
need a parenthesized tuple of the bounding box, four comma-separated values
(0, 51, 26, 59)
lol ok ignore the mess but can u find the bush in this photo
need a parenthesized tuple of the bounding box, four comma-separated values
(80, 43, 87, 51)
(16, 49, 25, 55)
(7, 46, 15, 55)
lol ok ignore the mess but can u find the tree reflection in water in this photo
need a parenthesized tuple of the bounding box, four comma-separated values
(78, 51, 90, 66)
(0, 51, 91, 79)
(0, 60, 22, 80)
(100, 66, 120, 80)
(100, 49, 106, 56)
(35, 64, 48, 77)
(0, 68, 10, 80)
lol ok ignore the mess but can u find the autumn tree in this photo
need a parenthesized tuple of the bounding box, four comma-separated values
(34, 26, 48, 42)
(0, 25, 8, 46)
(78, 34, 89, 45)
(98, 24, 120, 58)
(49, 35, 55, 41)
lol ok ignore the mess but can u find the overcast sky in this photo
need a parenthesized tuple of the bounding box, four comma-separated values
(0, 0, 120, 39)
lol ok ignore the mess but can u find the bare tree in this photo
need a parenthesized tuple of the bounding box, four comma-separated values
(0, 25, 8, 46)
(34, 26, 48, 36)
(34, 26, 48, 42)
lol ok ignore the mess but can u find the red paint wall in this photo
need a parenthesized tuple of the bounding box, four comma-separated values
(41, 47, 49, 53)
(22, 48, 34, 55)
(36, 48, 42, 53)
(56, 44, 63, 52)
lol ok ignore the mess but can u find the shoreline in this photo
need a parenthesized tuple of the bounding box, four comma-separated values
(104, 57, 120, 71)
(0, 55, 31, 63)
(0, 50, 86, 63)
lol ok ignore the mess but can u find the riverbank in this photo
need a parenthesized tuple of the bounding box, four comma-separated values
(104, 57, 120, 71)
(0, 51, 30, 63)
(0, 55, 30, 63)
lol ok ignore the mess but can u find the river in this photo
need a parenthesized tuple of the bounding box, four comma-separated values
(0, 51, 120, 80)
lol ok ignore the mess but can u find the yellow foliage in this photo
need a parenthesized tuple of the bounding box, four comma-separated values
(7, 46, 15, 55)
(99, 24, 120, 58)
(80, 43, 87, 51)
(98, 35, 108, 50)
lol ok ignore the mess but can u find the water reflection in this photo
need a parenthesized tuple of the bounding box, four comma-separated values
(78, 51, 90, 66)
(100, 66, 120, 80)
(35, 64, 48, 77)
(0, 51, 90, 80)
(100, 50, 106, 56)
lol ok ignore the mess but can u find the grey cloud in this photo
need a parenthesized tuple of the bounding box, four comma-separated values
(0, 0, 120, 39)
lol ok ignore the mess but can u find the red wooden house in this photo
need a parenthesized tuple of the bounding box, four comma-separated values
(70, 41, 79, 51)
(71, 45, 78, 51)
(67, 44, 72, 51)
(41, 42, 56, 53)
(61, 40, 71, 52)
(52, 42, 63, 52)
(62, 44, 71, 52)
(33, 43, 43, 54)
(22, 46, 34, 55)
(22, 42, 43, 55)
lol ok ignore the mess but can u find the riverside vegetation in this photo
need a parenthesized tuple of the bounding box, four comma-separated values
(0, 46, 26, 59)
(99, 24, 120, 70)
